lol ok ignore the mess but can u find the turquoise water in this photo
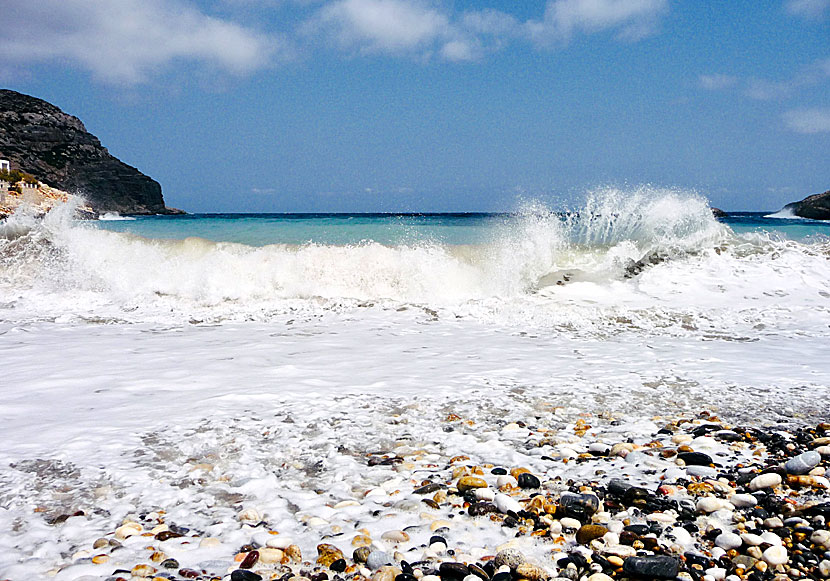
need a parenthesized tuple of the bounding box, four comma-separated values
(94, 211, 830, 246)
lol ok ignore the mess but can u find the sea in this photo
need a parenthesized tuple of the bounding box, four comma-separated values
(1, 187, 829, 578)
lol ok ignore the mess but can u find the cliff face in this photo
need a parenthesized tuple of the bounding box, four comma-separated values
(0, 89, 177, 215)
(783, 190, 830, 221)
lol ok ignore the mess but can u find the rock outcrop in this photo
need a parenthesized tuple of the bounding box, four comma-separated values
(0, 89, 181, 215)
(782, 190, 830, 220)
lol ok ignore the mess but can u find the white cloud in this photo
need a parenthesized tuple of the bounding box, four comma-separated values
(528, 0, 669, 43)
(0, 0, 280, 85)
(305, 0, 666, 61)
(745, 57, 830, 100)
(783, 108, 830, 133)
(786, 0, 830, 19)
(699, 74, 738, 90)
(310, 0, 451, 53)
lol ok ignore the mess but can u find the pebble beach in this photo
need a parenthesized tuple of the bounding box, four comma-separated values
(7, 406, 829, 581)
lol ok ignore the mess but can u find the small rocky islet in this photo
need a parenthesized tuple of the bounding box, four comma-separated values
(46, 413, 830, 581)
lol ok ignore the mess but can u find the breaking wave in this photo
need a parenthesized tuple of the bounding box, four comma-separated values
(1, 187, 829, 337)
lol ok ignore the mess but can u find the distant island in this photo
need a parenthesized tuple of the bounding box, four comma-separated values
(0, 89, 183, 216)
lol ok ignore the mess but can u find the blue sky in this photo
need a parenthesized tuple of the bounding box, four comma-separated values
(2, 0, 829, 212)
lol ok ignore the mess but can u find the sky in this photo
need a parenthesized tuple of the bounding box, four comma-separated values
(1, 0, 829, 212)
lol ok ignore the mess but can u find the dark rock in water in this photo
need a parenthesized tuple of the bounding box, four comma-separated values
(414, 483, 444, 494)
(559, 492, 600, 521)
(468, 502, 499, 517)
(330, 559, 347, 573)
(467, 563, 489, 581)
(607, 478, 634, 496)
(677, 451, 713, 466)
(781, 190, 830, 220)
(491, 573, 511, 581)
(231, 570, 263, 581)
(517, 473, 541, 489)
(711, 207, 727, 218)
(429, 535, 447, 546)
(491, 467, 507, 475)
(160, 559, 179, 569)
(0, 90, 182, 215)
(396, 575, 417, 581)
(439, 562, 470, 580)
(239, 550, 259, 569)
(622, 555, 679, 579)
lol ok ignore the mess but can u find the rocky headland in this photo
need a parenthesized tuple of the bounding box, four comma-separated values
(0, 89, 182, 215)
(780, 190, 830, 221)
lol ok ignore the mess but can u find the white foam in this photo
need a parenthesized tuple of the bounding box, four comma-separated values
(98, 212, 135, 221)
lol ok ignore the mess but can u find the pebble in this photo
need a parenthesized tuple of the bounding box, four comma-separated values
(517, 473, 541, 489)
(785, 450, 822, 474)
(622, 555, 679, 580)
(494, 549, 525, 569)
(811, 529, 830, 549)
(115, 522, 142, 539)
(697, 497, 733, 513)
(576, 524, 608, 545)
(515, 563, 548, 581)
(749, 473, 782, 491)
(381, 530, 410, 543)
(366, 550, 393, 570)
(474, 488, 495, 501)
(259, 548, 284, 564)
(231, 570, 263, 581)
(728, 493, 757, 508)
(494, 493, 522, 514)
(740, 533, 764, 546)
(677, 451, 713, 466)
(439, 562, 470, 580)
(317, 544, 345, 567)
(457, 476, 488, 493)
(715, 532, 743, 550)
(762, 545, 789, 566)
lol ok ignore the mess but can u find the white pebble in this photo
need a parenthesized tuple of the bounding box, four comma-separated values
(496, 475, 518, 488)
(760, 531, 782, 546)
(474, 488, 495, 501)
(749, 473, 781, 491)
(728, 493, 757, 508)
(715, 532, 742, 550)
(811, 529, 830, 549)
(740, 533, 764, 546)
(697, 497, 733, 513)
(705, 567, 726, 580)
(560, 517, 581, 530)
(762, 545, 788, 566)
(266, 536, 295, 549)
(494, 493, 522, 514)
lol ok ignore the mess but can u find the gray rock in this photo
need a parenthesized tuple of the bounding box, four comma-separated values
(366, 550, 392, 570)
(781, 190, 830, 220)
(785, 451, 821, 475)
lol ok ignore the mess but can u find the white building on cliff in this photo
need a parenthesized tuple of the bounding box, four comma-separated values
(0, 159, 9, 172)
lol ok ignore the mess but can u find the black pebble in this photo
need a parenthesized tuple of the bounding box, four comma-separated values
(439, 562, 469, 580)
(231, 570, 263, 581)
(677, 451, 713, 466)
(517, 473, 541, 489)
(330, 559, 347, 573)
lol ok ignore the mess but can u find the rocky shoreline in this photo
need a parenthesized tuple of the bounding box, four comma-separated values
(38, 412, 830, 581)
(0, 183, 95, 219)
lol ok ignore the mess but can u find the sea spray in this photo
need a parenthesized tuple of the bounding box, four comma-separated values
(1, 188, 829, 337)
